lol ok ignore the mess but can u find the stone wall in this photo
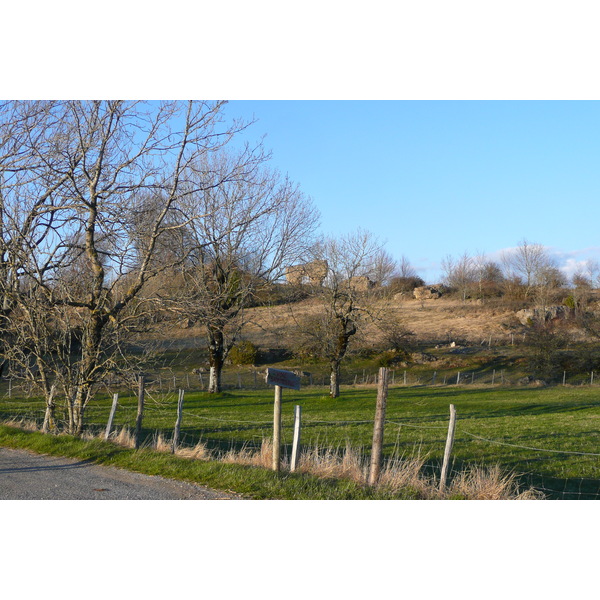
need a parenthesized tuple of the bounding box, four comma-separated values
(285, 260, 328, 286)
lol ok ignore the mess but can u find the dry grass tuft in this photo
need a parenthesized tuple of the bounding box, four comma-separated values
(2, 417, 40, 432)
(153, 432, 172, 453)
(377, 455, 433, 497)
(112, 426, 135, 448)
(296, 442, 366, 484)
(221, 439, 276, 469)
(445, 464, 545, 500)
(176, 440, 212, 460)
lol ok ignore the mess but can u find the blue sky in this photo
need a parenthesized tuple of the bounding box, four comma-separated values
(222, 100, 600, 284)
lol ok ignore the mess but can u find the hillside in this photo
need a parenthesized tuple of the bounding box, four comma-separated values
(140, 296, 521, 351)
(242, 296, 518, 347)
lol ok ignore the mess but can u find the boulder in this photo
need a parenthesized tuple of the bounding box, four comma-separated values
(413, 286, 442, 300)
(410, 352, 437, 364)
(515, 305, 571, 325)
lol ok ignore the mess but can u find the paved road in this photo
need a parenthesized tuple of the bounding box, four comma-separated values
(0, 447, 241, 500)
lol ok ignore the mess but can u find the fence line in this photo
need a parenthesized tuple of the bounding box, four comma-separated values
(4, 365, 600, 400)
(460, 429, 600, 457)
(2, 382, 600, 500)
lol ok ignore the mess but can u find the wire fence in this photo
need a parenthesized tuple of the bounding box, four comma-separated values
(3, 364, 600, 402)
(2, 390, 599, 500)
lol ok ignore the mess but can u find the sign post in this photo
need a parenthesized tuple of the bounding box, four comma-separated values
(265, 368, 301, 472)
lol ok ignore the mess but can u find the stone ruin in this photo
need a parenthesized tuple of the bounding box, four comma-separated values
(285, 260, 328, 286)
(413, 285, 443, 300)
(344, 275, 376, 291)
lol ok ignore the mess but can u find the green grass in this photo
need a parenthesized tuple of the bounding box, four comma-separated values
(0, 425, 418, 500)
(2, 383, 600, 499)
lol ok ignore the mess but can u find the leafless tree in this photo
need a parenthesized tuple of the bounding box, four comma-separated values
(442, 252, 476, 301)
(163, 148, 320, 393)
(371, 249, 397, 287)
(398, 255, 417, 279)
(0, 101, 75, 379)
(294, 229, 388, 398)
(472, 253, 504, 300)
(3, 100, 251, 434)
(501, 239, 552, 299)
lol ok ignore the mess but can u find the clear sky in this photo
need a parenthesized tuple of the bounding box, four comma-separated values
(222, 100, 600, 284)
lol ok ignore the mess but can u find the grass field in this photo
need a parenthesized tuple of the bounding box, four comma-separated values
(2, 381, 600, 499)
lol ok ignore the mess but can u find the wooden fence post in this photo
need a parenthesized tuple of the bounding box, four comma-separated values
(290, 405, 302, 472)
(563, 371, 567, 386)
(104, 393, 119, 440)
(172, 389, 184, 453)
(439, 404, 457, 491)
(368, 367, 389, 486)
(8, 379, 12, 398)
(492, 369, 495, 385)
(456, 371, 461, 385)
(272, 385, 283, 472)
(135, 376, 145, 449)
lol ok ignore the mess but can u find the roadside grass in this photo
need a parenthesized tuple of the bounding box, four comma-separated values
(2, 384, 600, 498)
(0, 423, 537, 500)
(0, 425, 418, 500)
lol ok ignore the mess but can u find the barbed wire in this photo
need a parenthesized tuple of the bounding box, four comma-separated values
(385, 420, 449, 431)
(460, 429, 600, 457)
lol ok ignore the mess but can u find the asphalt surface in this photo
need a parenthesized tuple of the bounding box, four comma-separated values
(0, 447, 241, 500)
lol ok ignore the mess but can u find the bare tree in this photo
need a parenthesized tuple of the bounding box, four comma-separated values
(501, 239, 552, 299)
(371, 249, 397, 287)
(294, 229, 388, 398)
(0, 101, 75, 380)
(4, 100, 250, 434)
(164, 148, 320, 393)
(398, 255, 417, 279)
(472, 253, 504, 300)
(442, 252, 476, 301)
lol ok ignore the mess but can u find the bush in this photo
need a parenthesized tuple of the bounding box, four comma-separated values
(229, 341, 259, 365)
(388, 276, 425, 295)
(375, 350, 409, 368)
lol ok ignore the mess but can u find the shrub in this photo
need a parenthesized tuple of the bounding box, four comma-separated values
(375, 350, 408, 368)
(229, 341, 259, 365)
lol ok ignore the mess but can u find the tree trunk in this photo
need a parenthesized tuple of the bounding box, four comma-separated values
(208, 366, 222, 394)
(69, 386, 89, 436)
(330, 361, 341, 398)
(42, 385, 57, 434)
(207, 328, 226, 393)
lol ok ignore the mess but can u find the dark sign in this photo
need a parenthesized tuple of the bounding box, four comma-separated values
(265, 368, 301, 391)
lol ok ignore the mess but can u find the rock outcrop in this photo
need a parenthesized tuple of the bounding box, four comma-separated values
(515, 305, 571, 325)
(413, 286, 442, 300)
